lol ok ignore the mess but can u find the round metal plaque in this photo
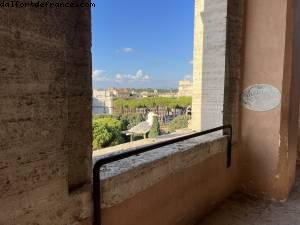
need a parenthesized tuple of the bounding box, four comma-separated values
(241, 84, 281, 112)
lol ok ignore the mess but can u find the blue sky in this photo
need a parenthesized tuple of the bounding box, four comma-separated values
(92, 0, 194, 89)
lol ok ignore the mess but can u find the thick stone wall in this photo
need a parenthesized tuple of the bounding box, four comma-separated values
(295, 10, 300, 165)
(96, 135, 238, 225)
(190, 0, 228, 131)
(298, 104, 300, 163)
(223, 0, 245, 140)
(0, 3, 92, 225)
(190, 0, 300, 201)
(190, 0, 244, 140)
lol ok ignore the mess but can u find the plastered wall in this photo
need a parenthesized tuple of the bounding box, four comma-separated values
(240, 0, 299, 200)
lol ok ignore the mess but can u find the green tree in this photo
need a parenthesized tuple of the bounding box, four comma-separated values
(92, 113, 146, 131)
(92, 117, 124, 150)
(169, 115, 190, 132)
(121, 113, 145, 130)
(113, 97, 192, 112)
(149, 116, 160, 138)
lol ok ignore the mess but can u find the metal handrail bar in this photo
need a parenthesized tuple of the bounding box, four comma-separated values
(93, 124, 232, 225)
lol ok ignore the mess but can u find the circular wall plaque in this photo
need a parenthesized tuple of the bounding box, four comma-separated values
(241, 84, 281, 112)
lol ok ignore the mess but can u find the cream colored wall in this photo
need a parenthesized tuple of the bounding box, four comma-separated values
(190, 0, 228, 131)
(190, 0, 244, 140)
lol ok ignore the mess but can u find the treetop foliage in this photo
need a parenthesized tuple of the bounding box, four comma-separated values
(92, 117, 124, 150)
(114, 97, 192, 111)
(168, 115, 191, 132)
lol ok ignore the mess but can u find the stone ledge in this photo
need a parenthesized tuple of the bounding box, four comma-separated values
(93, 134, 228, 208)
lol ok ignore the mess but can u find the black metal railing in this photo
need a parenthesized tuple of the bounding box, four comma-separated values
(93, 125, 232, 225)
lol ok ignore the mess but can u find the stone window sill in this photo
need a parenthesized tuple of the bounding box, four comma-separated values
(92, 133, 228, 209)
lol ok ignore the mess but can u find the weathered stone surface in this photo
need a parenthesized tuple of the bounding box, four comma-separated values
(191, 0, 228, 131)
(190, 0, 244, 142)
(0, 3, 92, 225)
(223, 0, 244, 141)
(99, 135, 239, 225)
(95, 134, 229, 208)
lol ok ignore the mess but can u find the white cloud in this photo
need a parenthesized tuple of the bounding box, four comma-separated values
(115, 69, 150, 83)
(92, 70, 108, 81)
(189, 60, 194, 64)
(93, 69, 151, 86)
(184, 74, 193, 80)
(123, 48, 134, 52)
(117, 47, 134, 53)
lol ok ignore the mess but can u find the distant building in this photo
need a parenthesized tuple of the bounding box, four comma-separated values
(178, 80, 193, 97)
(158, 92, 177, 98)
(140, 90, 158, 98)
(92, 90, 114, 115)
(131, 90, 138, 96)
(107, 88, 131, 98)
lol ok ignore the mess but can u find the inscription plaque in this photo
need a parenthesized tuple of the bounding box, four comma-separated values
(242, 84, 281, 112)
